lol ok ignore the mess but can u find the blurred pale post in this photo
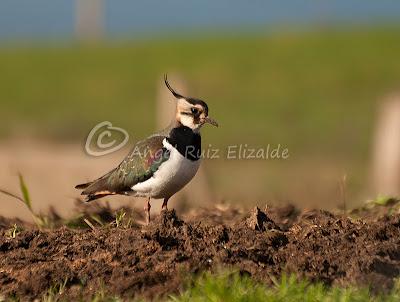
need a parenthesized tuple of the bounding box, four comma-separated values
(371, 94, 400, 196)
(156, 75, 214, 207)
(75, 0, 104, 40)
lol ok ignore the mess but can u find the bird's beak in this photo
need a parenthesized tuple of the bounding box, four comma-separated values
(203, 117, 219, 127)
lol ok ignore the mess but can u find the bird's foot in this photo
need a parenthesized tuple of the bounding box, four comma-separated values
(161, 197, 169, 212)
(145, 212, 151, 225)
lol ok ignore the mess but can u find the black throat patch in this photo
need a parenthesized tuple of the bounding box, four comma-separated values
(167, 126, 201, 161)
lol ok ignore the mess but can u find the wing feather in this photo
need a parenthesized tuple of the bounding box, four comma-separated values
(76, 135, 170, 199)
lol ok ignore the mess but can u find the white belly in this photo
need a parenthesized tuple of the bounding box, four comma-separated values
(131, 139, 200, 199)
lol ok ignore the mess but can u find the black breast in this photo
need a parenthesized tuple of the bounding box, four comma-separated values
(167, 126, 201, 161)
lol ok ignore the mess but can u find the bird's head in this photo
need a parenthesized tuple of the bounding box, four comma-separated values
(164, 74, 218, 132)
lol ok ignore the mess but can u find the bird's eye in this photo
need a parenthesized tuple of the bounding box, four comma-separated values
(191, 108, 198, 115)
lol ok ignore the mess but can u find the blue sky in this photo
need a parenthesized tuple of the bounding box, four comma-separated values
(0, 0, 400, 40)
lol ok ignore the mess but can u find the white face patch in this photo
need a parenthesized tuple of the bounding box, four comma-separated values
(179, 114, 199, 131)
(176, 98, 204, 131)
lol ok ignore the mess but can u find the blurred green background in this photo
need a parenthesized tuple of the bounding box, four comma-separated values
(2, 29, 400, 152)
(1, 1, 400, 216)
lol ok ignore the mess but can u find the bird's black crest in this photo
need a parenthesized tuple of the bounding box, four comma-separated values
(164, 74, 209, 115)
(164, 74, 184, 99)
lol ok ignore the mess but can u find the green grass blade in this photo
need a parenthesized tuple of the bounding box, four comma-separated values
(0, 188, 24, 202)
(18, 173, 32, 211)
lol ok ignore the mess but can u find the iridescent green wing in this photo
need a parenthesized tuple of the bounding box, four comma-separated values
(106, 135, 170, 191)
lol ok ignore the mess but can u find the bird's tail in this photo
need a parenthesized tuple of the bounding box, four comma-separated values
(75, 169, 117, 202)
(75, 182, 93, 190)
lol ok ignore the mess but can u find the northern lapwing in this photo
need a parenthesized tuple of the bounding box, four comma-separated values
(75, 75, 218, 223)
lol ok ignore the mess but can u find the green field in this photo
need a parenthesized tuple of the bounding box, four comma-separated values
(1, 28, 400, 155)
(1, 27, 400, 206)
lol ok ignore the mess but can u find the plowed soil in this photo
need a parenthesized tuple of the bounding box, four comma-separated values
(1, 205, 400, 300)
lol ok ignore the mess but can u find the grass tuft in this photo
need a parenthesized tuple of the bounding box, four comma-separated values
(170, 271, 400, 302)
(113, 209, 133, 229)
(5, 223, 22, 239)
(0, 175, 54, 229)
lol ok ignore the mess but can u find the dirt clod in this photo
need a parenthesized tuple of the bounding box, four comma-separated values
(246, 207, 280, 231)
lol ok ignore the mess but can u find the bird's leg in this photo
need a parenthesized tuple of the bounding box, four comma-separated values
(162, 197, 170, 211)
(144, 197, 151, 224)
